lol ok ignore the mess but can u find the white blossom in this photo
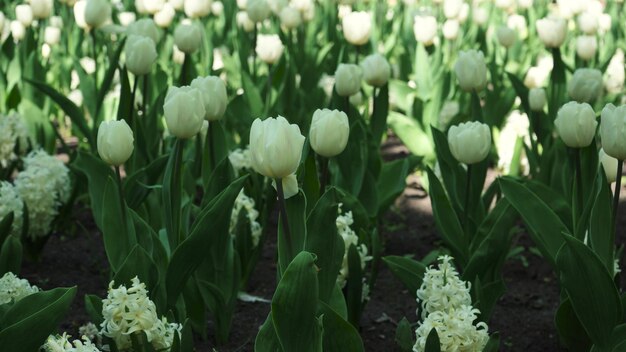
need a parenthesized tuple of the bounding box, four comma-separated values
(0, 272, 39, 304)
(230, 190, 262, 247)
(336, 204, 371, 300)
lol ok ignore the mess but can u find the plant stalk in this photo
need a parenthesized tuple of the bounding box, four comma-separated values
(275, 177, 294, 263)
(319, 156, 329, 196)
(613, 160, 623, 237)
(464, 164, 473, 236)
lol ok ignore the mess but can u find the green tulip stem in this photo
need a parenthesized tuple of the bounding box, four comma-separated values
(91, 30, 99, 97)
(128, 75, 139, 131)
(179, 55, 190, 86)
(319, 156, 329, 196)
(115, 166, 128, 229)
(464, 164, 473, 236)
(345, 96, 350, 117)
(613, 160, 623, 237)
(355, 44, 361, 65)
(275, 177, 294, 263)
(265, 64, 273, 114)
(142, 74, 149, 116)
(252, 25, 258, 81)
(470, 91, 483, 122)
(574, 148, 583, 235)
(205, 121, 215, 174)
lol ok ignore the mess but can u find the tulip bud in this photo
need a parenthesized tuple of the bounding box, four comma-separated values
(118, 12, 137, 26)
(44, 27, 61, 46)
(74, 0, 89, 29)
(536, 17, 566, 48)
(144, 0, 165, 14)
(360, 53, 391, 87)
(164, 86, 206, 139)
(49, 16, 63, 28)
(599, 148, 620, 183)
(30, 0, 53, 20)
(600, 104, 626, 160)
(15, 5, 33, 27)
(174, 23, 202, 53)
(184, 0, 211, 18)
(518, 0, 533, 8)
(413, 15, 437, 46)
(249, 116, 305, 179)
(577, 12, 598, 35)
(604, 51, 625, 94)
(256, 34, 284, 65)
(455, 50, 488, 92)
(496, 26, 516, 48)
(247, 0, 271, 22)
(443, 0, 463, 19)
(309, 109, 350, 158)
(335, 64, 363, 97)
(211, 1, 224, 16)
(85, 0, 111, 29)
(97, 120, 135, 166)
(136, 0, 149, 14)
(447, 121, 491, 164)
(442, 19, 460, 40)
(125, 35, 158, 76)
(169, 0, 184, 11)
(473, 7, 488, 26)
(172, 45, 185, 65)
(576, 35, 597, 61)
(154, 4, 175, 28)
(127, 18, 160, 44)
(190, 76, 228, 121)
(10, 21, 25, 41)
(528, 88, 546, 112)
(236, 11, 255, 32)
(280, 6, 301, 29)
(568, 68, 603, 103)
(554, 101, 597, 148)
(342, 11, 372, 46)
(268, 0, 288, 15)
(272, 173, 298, 199)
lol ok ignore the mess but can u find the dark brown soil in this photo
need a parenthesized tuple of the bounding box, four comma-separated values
(19, 143, 626, 352)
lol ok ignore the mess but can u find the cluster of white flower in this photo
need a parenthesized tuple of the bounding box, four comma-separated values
(228, 147, 252, 174)
(413, 256, 489, 352)
(0, 272, 39, 304)
(14, 150, 71, 239)
(42, 333, 101, 352)
(336, 204, 371, 297)
(0, 112, 30, 167)
(230, 190, 262, 247)
(0, 181, 23, 236)
(100, 277, 182, 350)
(496, 110, 530, 175)
(79, 323, 101, 347)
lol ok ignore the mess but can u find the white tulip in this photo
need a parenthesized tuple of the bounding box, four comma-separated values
(174, 23, 202, 53)
(413, 15, 438, 46)
(473, 7, 488, 26)
(272, 174, 299, 199)
(10, 21, 25, 41)
(211, 1, 224, 16)
(554, 102, 597, 148)
(255, 34, 284, 65)
(154, 4, 176, 28)
(30, 0, 53, 20)
(309, 109, 350, 157)
(164, 86, 206, 139)
(517, 0, 533, 8)
(97, 120, 135, 166)
(442, 19, 460, 40)
(247, 0, 271, 22)
(577, 12, 598, 35)
(127, 19, 160, 44)
(342, 11, 371, 46)
(118, 12, 137, 26)
(169, 0, 184, 11)
(455, 50, 487, 92)
(144, 0, 166, 14)
(568, 68, 603, 103)
(360, 53, 391, 87)
(267, 0, 288, 15)
(448, 121, 491, 164)
(507, 14, 528, 39)
(496, 26, 516, 48)
(528, 88, 546, 112)
(190, 76, 228, 121)
(604, 51, 625, 94)
(600, 104, 626, 160)
(576, 35, 597, 61)
(172, 45, 185, 65)
(599, 148, 619, 183)
(280, 6, 301, 29)
(184, 0, 211, 18)
(85, 0, 111, 29)
(15, 5, 33, 27)
(443, 0, 463, 19)
(125, 35, 158, 76)
(536, 17, 567, 48)
(335, 64, 363, 97)
(249, 116, 305, 179)
(236, 11, 255, 32)
(136, 0, 149, 14)
(44, 27, 61, 46)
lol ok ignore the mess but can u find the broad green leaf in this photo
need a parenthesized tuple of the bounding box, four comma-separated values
(388, 112, 434, 158)
(0, 236, 22, 277)
(255, 315, 283, 352)
(555, 298, 592, 352)
(370, 84, 389, 146)
(395, 317, 415, 352)
(101, 177, 136, 272)
(424, 328, 441, 352)
(589, 173, 614, 274)
(556, 234, 622, 349)
(319, 301, 364, 352)
(382, 255, 426, 298)
(72, 151, 115, 230)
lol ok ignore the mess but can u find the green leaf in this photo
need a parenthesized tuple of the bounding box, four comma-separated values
(0, 213, 14, 247)
(377, 157, 419, 216)
(588, 174, 614, 274)
(555, 298, 592, 352)
(370, 84, 389, 146)
(242, 71, 264, 117)
(271, 251, 323, 352)
(24, 79, 94, 149)
(112, 245, 159, 292)
(162, 139, 185, 249)
(72, 151, 115, 230)
(165, 176, 247, 307)
(499, 177, 568, 266)
(101, 177, 135, 272)
(319, 301, 364, 352)
(382, 255, 426, 298)
(255, 315, 283, 352)
(0, 236, 22, 277)
(395, 317, 415, 352)
(305, 188, 343, 303)
(345, 244, 363, 327)
(556, 234, 622, 349)
(84, 294, 103, 326)
(424, 328, 441, 352)
(387, 112, 434, 158)
(482, 333, 501, 352)
(329, 120, 368, 196)
(0, 287, 76, 352)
